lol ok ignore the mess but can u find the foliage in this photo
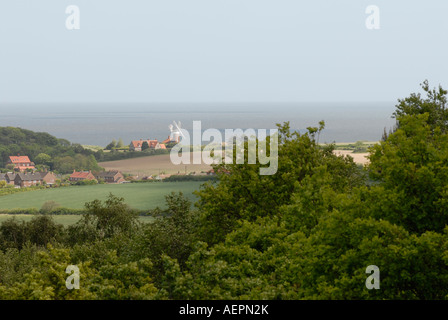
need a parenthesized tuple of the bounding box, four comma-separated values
(0, 127, 100, 172)
(0, 216, 65, 250)
(367, 113, 448, 233)
(53, 154, 102, 174)
(66, 193, 140, 245)
(1, 82, 448, 300)
(40, 201, 61, 214)
(141, 141, 150, 151)
(195, 121, 364, 244)
(393, 79, 448, 133)
(71, 179, 98, 186)
(105, 139, 117, 150)
(34, 153, 52, 166)
(0, 185, 47, 197)
(164, 174, 217, 182)
(0, 246, 159, 300)
(126, 193, 199, 284)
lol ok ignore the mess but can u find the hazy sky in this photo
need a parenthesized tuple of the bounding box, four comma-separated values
(0, 0, 447, 105)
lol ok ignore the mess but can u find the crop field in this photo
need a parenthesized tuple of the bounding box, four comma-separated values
(98, 152, 212, 176)
(0, 181, 204, 211)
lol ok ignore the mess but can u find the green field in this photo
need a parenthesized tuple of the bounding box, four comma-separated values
(0, 182, 204, 211)
(0, 214, 155, 226)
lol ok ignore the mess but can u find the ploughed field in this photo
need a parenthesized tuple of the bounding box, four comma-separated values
(98, 152, 212, 176)
(0, 181, 203, 211)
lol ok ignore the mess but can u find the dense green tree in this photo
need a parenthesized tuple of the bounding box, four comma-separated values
(67, 193, 140, 245)
(105, 139, 117, 150)
(367, 114, 448, 233)
(393, 80, 448, 133)
(141, 141, 150, 151)
(0, 246, 159, 300)
(34, 153, 52, 166)
(2, 82, 448, 300)
(0, 126, 101, 171)
(124, 192, 199, 284)
(195, 121, 364, 244)
(0, 216, 64, 250)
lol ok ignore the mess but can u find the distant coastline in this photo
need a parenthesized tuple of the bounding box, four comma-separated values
(0, 102, 396, 147)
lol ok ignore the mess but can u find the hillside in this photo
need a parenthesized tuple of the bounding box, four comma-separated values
(0, 126, 101, 173)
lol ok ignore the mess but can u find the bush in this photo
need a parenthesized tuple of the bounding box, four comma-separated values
(40, 201, 61, 213)
(164, 175, 217, 182)
(72, 179, 98, 186)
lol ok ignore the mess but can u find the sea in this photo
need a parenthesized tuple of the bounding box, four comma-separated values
(0, 102, 397, 147)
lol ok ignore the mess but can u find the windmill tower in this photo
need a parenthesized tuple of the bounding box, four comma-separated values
(169, 121, 183, 143)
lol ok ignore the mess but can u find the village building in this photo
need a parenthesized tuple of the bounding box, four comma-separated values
(7, 156, 35, 172)
(1, 171, 56, 188)
(162, 136, 172, 145)
(162, 134, 180, 144)
(14, 172, 41, 188)
(129, 139, 163, 152)
(69, 170, 96, 182)
(40, 171, 57, 185)
(0, 173, 17, 185)
(95, 170, 125, 184)
(10, 171, 58, 188)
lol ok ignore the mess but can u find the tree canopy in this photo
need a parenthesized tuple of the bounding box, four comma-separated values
(0, 81, 447, 300)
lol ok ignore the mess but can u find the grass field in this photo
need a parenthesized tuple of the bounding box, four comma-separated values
(0, 181, 204, 211)
(0, 214, 155, 226)
(99, 152, 212, 176)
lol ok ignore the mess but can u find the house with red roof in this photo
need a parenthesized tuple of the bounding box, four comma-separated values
(69, 170, 96, 182)
(162, 135, 180, 144)
(162, 136, 172, 144)
(129, 139, 162, 151)
(7, 156, 35, 172)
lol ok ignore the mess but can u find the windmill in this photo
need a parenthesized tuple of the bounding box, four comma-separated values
(169, 121, 184, 143)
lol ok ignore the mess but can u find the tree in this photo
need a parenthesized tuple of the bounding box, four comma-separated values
(0, 246, 159, 300)
(40, 201, 61, 214)
(0, 216, 64, 250)
(195, 121, 364, 244)
(393, 80, 448, 133)
(141, 141, 150, 151)
(366, 82, 448, 234)
(105, 139, 117, 150)
(367, 113, 448, 234)
(353, 141, 365, 153)
(116, 138, 124, 148)
(34, 153, 52, 166)
(68, 193, 140, 243)
(129, 192, 199, 283)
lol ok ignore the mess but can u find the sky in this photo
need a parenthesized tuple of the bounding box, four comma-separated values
(0, 0, 447, 105)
